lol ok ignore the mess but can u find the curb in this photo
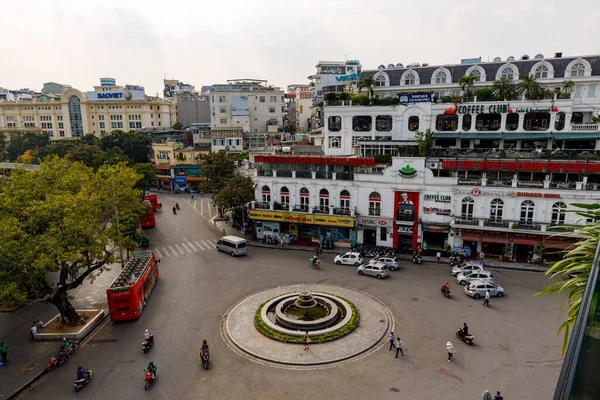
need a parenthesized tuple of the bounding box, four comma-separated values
(7, 312, 111, 400)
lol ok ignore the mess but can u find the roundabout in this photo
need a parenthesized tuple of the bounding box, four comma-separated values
(222, 284, 394, 369)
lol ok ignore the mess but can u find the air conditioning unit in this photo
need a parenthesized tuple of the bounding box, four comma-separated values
(428, 162, 438, 169)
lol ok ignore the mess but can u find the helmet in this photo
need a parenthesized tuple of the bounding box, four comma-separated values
(63, 338, 67, 341)
(145, 329, 149, 333)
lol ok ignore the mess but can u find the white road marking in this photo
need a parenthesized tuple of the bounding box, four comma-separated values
(200, 201, 204, 215)
(169, 245, 177, 255)
(174, 244, 185, 255)
(194, 241, 206, 251)
(181, 243, 192, 253)
(202, 240, 216, 249)
(162, 247, 171, 257)
(187, 242, 197, 251)
(154, 249, 163, 259)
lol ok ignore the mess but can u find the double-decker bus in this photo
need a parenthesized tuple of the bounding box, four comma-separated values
(140, 199, 155, 228)
(106, 251, 159, 322)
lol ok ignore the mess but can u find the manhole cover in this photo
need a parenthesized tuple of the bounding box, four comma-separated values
(22, 362, 37, 371)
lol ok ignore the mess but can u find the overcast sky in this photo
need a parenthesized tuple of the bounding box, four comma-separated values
(1, 0, 599, 96)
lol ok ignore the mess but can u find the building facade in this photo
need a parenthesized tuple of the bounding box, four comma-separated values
(0, 78, 174, 138)
(151, 140, 208, 191)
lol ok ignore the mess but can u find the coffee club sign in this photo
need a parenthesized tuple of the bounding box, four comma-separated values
(457, 104, 550, 114)
(423, 194, 452, 203)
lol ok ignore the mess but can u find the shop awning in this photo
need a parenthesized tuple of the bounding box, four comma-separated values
(552, 132, 600, 141)
(460, 132, 503, 140)
(156, 176, 171, 181)
(154, 164, 171, 170)
(481, 236, 509, 244)
(433, 132, 459, 139)
(542, 241, 576, 250)
(503, 132, 552, 140)
(512, 238, 540, 246)
(462, 234, 480, 242)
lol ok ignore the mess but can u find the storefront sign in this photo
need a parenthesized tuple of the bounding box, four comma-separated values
(357, 216, 392, 227)
(442, 159, 600, 174)
(173, 176, 187, 185)
(458, 179, 481, 186)
(313, 215, 354, 228)
(248, 210, 354, 227)
(397, 226, 413, 234)
(398, 164, 417, 177)
(335, 72, 361, 82)
(452, 188, 561, 199)
(398, 93, 432, 103)
(422, 207, 452, 216)
(423, 194, 452, 203)
(456, 103, 550, 114)
(85, 90, 145, 101)
(422, 226, 450, 233)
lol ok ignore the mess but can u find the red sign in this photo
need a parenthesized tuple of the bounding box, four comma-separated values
(441, 159, 596, 173)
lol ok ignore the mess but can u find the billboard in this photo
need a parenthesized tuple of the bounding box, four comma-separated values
(231, 95, 249, 116)
(85, 90, 145, 101)
(397, 93, 432, 103)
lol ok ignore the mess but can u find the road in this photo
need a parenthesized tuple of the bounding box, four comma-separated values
(19, 193, 563, 400)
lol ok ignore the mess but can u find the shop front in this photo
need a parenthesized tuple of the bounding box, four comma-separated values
(356, 216, 394, 247)
(421, 225, 449, 251)
(420, 192, 453, 252)
(393, 191, 420, 251)
(248, 210, 355, 246)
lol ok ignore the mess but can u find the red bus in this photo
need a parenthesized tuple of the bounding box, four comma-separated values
(142, 194, 160, 211)
(140, 199, 155, 228)
(106, 251, 159, 322)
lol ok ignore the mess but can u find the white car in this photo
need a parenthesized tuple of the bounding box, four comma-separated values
(451, 262, 484, 276)
(334, 252, 363, 266)
(370, 256, 399, 271)
(357, 262, 389, 279)
(456, 270, 494, 286)
(464, 279, 504, 298)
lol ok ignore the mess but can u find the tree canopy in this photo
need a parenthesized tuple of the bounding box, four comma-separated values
(212, 174, 255, 217)
(198, 151, 236, 192)
(0, 157, 144, 322)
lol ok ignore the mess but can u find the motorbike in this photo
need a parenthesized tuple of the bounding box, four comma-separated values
(44, 357, 59, 373)
(262, 235, 278, 245)
(441, 288, 452, 298)
(455, 330, 475, 345)
(449, 254, 464, 266)
(73, 369, 93, 392)
(172, 207, 177, 215)
(144, 370, 156, 390)
(412, 251, 422, 265)
(175, 203, 180, 210)
(309, 258, 321, 269)
(142, 336, 154, 353)
(201, 352, 210, 370)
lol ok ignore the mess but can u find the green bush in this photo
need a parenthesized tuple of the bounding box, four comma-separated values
(0, 282, 27, 307)
(374, 154, 392, 164)
(254, 295, 360, 344)
(475, 87, 496, 101)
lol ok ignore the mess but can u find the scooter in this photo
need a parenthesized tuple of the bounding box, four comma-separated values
(441, 288, 452, 298)
(175, 203, 180, 210)
(142, 336, 154, 353)
(73, 369, 93, 392)
(144, 370, 156, 390)
(44, 357, 59, 373)
(412, 252, 422, 265)
(455, 330, 475, 345)
(201, 352, 210, 370)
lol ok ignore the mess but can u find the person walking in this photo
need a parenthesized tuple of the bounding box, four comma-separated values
(479, 250, 486, 267)
(389, 332, 396, 351)
(436, 251, 441, 263)
(394, 337, 404, 358)
(303, 331, 310, 351)
(494, 391, 503, 400)
(446, 341, 455, 362)
(483, 290, 491, 308)
(482, 390, 493, 400)
(0, 342, 9, 364)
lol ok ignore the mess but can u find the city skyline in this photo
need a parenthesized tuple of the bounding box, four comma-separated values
(1, 0, 599, 96)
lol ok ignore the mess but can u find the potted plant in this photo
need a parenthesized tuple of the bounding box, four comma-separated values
(502, 244, 513, 261)
(533, 246, 544, 263)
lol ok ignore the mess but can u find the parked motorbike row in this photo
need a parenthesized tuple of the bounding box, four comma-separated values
(350, 244, 395, 258)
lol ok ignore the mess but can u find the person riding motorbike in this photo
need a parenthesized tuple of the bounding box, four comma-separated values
(201, 340, 210, 358)
(462, 322, 469, 336)
(144, 329, 154, 343)
(145, 362, 157, 379)
(175, 202, 180, 210)
(76, 366, 86, 381)
(311, 255, 320, 267)
(61, 338, 72, 353)
(441, 281, 450, 294)
(172, 206, 177, 214)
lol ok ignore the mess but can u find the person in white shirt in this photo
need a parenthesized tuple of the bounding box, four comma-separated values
(446, 341, 456, 361)
(144, 329, 154, 343)
(395, 337, 404, 358)
(483, 290, 491, 308)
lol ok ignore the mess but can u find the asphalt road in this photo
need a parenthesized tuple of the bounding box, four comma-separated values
(19, 194, 564, 400)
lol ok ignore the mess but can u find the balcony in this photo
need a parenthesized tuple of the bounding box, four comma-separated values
(458, 178, 481, 186)
(453, 217, 478, 226)
(516, 221, 543, 231)
(316, 171, 333, 179)
(487, 180, 512, 187)
(296, 170, 312, 179)
(570, 123, 599, 131)
(517, 180, 544, 188)
(258, 169, 273, 177)
(292, 204, 310, 212)
(333, 207, 352, 216)
(313, 206, 330, 214)
(277, 170, 293, 178)
(336, 172, 354, 180)
(550, 181, 576, 190)
(254, 202, 271, 210)
(273, 202, 288, 211)
(368, 208, 382, 217)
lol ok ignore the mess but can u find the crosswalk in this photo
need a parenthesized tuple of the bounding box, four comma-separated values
(153, 239, 218, 259)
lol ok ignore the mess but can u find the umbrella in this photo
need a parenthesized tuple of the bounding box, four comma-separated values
(482, 390, 492, 400)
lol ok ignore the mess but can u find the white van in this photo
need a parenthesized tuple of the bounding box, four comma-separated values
(216, 235, 248, 257)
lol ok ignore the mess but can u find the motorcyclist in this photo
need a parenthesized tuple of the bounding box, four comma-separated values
(61, 338, 72, 353)
(144, 329, 154, 344)
(201, 340, 210, 358)
(175, 202, 180, 210)
(462, 322, 469, 336)
(76, 366, 86, 381)
(441, 281, 450, 293)
(145, 362, 157, 379)
(311, 255, 320, 267)
(172, 206, 177, 214)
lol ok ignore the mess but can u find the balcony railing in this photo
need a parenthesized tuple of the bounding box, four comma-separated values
(292, 204, 310, 212)
(313, 206, 330, 214)
(316, 171, 332, 179)
(396, 212, 415, 222)
(454, 217, 478, 225)
(296, 170, 312, 179)
(336, 172, 354, 180)
(570, 123, 599, 131)
(488, 180, 512, 187)
(517, 221, 543, 231)
(258, 169, 273, 176)
(550, 181, 576, 190)
(254, 202, 271, 210)
(458, 178, 482, 186)
(277, 170, 293, 177)
(273, 202, 288, 211)
(517, 180, 544, 188)
(333, 207, 351, 216)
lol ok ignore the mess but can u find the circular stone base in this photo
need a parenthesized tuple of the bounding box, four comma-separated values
(222, 284, 394, 369)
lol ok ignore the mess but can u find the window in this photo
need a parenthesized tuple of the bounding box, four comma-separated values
(41, 123, 53, 129)
(340, 190, 350, 210)
(500, 67, 515, 81)
(220, 118, 227, 124)
(375, 115, 392, 131)
(59, 131, 65, 137)
(462, 114, 472, 131)
(471, 69, 482, 81)
(369, 192, 381, 216)
(68, 95, 83, 137)
(219, 107, 227, 114)
(520, 200, 535, 224)
(490, 199, 504, 222)
(23, 115, 34, 122)
(280, 187, 290, 207)
(588, 85, 596, 97)
(524, 112, 550, 131)
(404, 72, 416, 85)
(475, 113, 501, 131)
(99, 122, 105, 129)
(328, 116, 341, 131)
(408, 116, 419, 131)
(57, 115, 63, 121)
(40, 115, 52, 121)
(352, 116, 372, 132)
(270, 96, 277, 103)
(269, 107, 275, 113)
(329, 136, 341, 148)
(380, 227, 387, 241)
(436, 115, 458, 131)
(551, 202, 567, 225)
(570, 63, 585, 77)
(111, 122, 123, 129)
(218, 96, 226, 103)
(319, 189, 330, 209)
(435, 71, 449, 84)
(554, 112, 565, 130)
(506, 113, 519, 131)
(534, 65, 549, 79)
(300, 188, 309, 210)
(375, 75, 387, 87)
(259, 96, 265, 103)
(98, 115, 104, 121)
(261, 185, 271, 202)
(574, 86, 581, 97)
(461, 197, 474, 219)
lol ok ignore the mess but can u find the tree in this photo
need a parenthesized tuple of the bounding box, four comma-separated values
(132, 163, 156, 195)
(458, 73, 477, 101)
(338, 92, 351, 102)
(66, 144, 106, 168)
(357, 77, 376, 100)
(536, 203, 599, 353)
(0, 157, 144, 324)
(212, 174, 254, 217)
(562, 80, 575, 94)
(80, 134, 101, 146)
(0, 133, 7, 160)
(172, 122, 184, 130)
(198, 151, 236, 192)
(100, 130, 151, 164)
(5, 132, 50, 162)
(38, 140, 80, 160)
(324, 92, 339, 105)
(475, 87, 496, 101)
(414, 129, 434, 156)
(492, 76, 517, 101)
(19, 150, 34, 164)
(517, 74, 543, 100)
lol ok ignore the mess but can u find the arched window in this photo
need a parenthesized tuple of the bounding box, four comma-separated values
(462, 114, 472, 131)
(551, 202, 567, 225)
(340, 190, 350, 212)
(299, 188, 310, 211)
(520, 200, 535, 224)
(261, 185, 271, 203)
(375, 74, 387, 87)
(318, 188, 330, 211)
(534, 65, 549, 79)
(500, 67, 515, 81)
(461, 197, 474, 219)
(404, 72, 416, 85)
(571, 63, 586, 77)
(280, 186, 290, 208)
(329, 136, 340, 148)
(471, 69, 482, 81)
(435, 71, 449, 84)
(68, 95, 83, 137)
(554, 112, 565, 130)
(490, 198, 504, 222)
(408, 116, 419, 131)
(369, 192, 381, 216)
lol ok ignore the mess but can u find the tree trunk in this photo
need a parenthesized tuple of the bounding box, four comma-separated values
(49, 290, 81, 326)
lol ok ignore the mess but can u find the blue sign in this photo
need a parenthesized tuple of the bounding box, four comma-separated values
(335, 72, 361, 82)
(397, 93, 432, 103)
(97, 92, 123, 99)
(460, 57, 482, 65)
(173, 176, 187, 185)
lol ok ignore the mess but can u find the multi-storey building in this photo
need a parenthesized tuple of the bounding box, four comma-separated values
(0, 78, 174, 139)
(151, 139, 209, 191)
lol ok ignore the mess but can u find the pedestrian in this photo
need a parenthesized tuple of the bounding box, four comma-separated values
(35, 320, 44, 331)
(389, 332, 396, 351)
(494, 391, 503, 400)
(303, 331, 310, 351)
(395, 337, 404, 358)
(446, 341, 455, 362)
(0, 342, 9, 364)
(279, 237, 285, 250)
(482, 390, 492, 400)
(479, 250, 486, 267)
(483, 290, 491, 308)
(436, 251, 441, 263)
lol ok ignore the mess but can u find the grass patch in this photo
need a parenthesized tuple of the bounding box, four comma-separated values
(254, 294, 360, 344)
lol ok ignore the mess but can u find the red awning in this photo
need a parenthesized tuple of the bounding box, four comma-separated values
(481, 236, 509, 244)
(155, 164, 171, 170)
(462, 234, 480, 242)
(512, 238, 540, 246)
(542, 241, 576, 250)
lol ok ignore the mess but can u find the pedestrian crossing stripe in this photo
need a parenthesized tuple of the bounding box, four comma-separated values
(153, 239, 218, 257)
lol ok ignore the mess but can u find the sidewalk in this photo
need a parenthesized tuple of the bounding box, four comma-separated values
(208, 216, 549, 273)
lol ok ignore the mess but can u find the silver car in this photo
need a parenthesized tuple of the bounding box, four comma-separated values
(370, 256, 399, 271)
(456, 270, 494, 286)
(464, 279, 504, 298)
(451, 262, 484, 276)
(357, 262, 389, 279)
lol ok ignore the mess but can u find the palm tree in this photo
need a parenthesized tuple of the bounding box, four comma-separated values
(458, 73, 477, 101)
(562, 80, 574, 93)
(517, 74, 543, 100)
(357, 77, 376, 100)
(492, 76, 516, 101)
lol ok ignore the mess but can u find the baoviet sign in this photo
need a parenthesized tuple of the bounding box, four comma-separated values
(248, 210, 354, 228)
